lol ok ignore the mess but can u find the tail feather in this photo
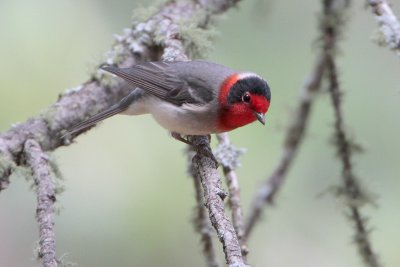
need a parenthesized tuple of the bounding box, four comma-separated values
(61, 88, 142, 138)
(62, 104, 126, 138)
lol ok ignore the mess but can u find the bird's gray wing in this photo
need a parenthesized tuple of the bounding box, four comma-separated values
(101, 62, 213, 106)
(62, 89, 141, 137)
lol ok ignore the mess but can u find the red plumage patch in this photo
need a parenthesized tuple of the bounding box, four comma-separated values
(217, 76, 270, 132)
(250, 94, 270, 114)
(218, 74, 240, 105)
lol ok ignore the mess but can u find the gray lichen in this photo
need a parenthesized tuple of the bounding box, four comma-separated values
(0, 155, 15, 189)
(131, 2, 161, 24)
(177, 11, 219, 59)
(214, 142, 245, 170)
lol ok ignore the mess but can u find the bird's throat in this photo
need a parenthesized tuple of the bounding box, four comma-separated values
(217, 105, 257, 132)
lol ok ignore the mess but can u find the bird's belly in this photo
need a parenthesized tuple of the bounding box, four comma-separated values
(148, 101, 218, 135)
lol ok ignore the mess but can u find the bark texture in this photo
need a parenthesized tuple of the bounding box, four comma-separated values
(25, 140, 57, 267)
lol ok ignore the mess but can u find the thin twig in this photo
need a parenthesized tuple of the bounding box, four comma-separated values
(188, 147, 220, 267)
(190, 136, 247, 267)
(244, 56, 327, 239)
(367, 0, 400, 55)
(326, 55, 381, 267)
(24, 139, 57, 267)
(244, 0, 350, 241)
(215, 133, 247, 258)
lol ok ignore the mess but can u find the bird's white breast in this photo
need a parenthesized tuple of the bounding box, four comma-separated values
(145, 98, 219, 135)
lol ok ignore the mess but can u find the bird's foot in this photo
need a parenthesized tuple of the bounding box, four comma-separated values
(171, 133, 218, 167)
(171, 132, 194, 146)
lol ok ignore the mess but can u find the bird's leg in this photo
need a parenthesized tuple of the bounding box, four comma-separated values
(187, 134, 219, 167)
(171, 133, 212, 146)
(171, 132, 218, 166)
(171, 132, 194, 146)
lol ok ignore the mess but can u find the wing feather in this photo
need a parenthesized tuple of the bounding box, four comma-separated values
(101, 62, 204, 106)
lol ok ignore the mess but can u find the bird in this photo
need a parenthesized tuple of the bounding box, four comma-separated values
(64, 60, 271, 144)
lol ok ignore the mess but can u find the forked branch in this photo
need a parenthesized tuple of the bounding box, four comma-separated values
(215, 133, 247, 257)
(244, 55, 327, 239)
(326, 55, 381, 267)
(190, 136, 246, 267)
(0, 0, 246, 266)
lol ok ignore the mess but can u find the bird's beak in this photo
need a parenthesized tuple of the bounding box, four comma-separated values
(254, 112, 266, 125)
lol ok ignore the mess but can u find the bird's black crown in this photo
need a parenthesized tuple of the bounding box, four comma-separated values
(227, 75, 271, 104)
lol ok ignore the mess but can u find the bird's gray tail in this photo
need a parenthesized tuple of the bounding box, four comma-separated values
(61, 87, 141, 138)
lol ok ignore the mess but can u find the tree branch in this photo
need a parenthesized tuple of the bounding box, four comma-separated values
(326, 55, 381, 267)
(367, 0, 400, 55)
(243, 0, 351, 240)
(148, 1, 247, 265)
(190, 136, 246, 267)
(1, 0, 246, 265)
(243, 0, 383, 263)
(188, 148, 220, 267)
(0, 0, 239, 189)
(24, 139, 57, 267)
(244, 55, 327, 239)
(215, 133, 247, 257)
(0, 0, 389, 266)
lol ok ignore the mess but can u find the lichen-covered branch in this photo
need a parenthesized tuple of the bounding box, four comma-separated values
(1, 0, 246, 266)
(188, 148, 220, 267)
(367, 0, 400, 55)
(215, 133, 247, 258)
(0, 0, 238, 190)
(190, 136, 246, 267)
(326, 55, 381, 267)
(24, 139, 57, 267)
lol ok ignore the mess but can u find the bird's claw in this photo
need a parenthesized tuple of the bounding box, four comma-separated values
(172, 132, 219, 168)
(171, 132, 194, 146)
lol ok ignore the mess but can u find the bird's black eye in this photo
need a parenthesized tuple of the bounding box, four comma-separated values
(242, 92, 251, 103)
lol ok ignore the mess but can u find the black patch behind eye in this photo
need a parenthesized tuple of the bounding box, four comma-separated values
(227, 76, 271, 105)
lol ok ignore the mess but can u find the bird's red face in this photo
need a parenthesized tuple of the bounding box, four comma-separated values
(217, 73, 271, 132)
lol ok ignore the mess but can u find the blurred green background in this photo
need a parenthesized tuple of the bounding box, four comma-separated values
(1, 1, 399, 266)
